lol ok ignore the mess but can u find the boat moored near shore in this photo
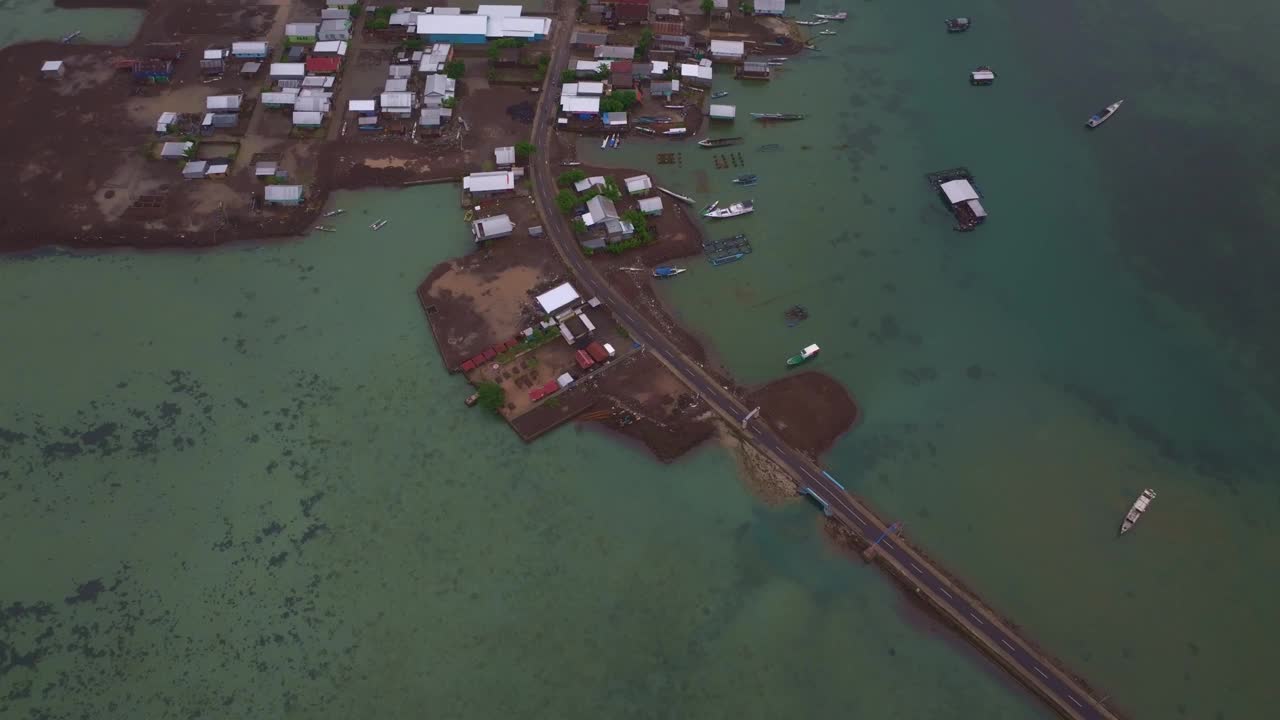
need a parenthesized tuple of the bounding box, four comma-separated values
(751, 113, 806, 121)
(786, 344, 821, 366)
(698, 136, 743, 148)
(704, 200, 755, 219)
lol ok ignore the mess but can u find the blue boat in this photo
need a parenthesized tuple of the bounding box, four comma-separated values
(710, 252, 745, 266)
(653, 266, 686, 278)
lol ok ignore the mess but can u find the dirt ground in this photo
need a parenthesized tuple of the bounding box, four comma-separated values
(747, 371, 860, 459)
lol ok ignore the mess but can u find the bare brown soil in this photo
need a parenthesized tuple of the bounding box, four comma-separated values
(747, 371, 860, 459)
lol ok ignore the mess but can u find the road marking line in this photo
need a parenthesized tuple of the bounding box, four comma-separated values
(1069, 695, 1083, 708)
(850, 515, 865, 526)
(910, 562, 923, 573)
(881, 540, 895, 550)
(1034, 666, 1048, 679)
(938, 587, 954, 600)
(968, 612, 984, 625)
(1001, 639, 1015, 651)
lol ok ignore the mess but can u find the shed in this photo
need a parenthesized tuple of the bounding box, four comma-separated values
(418, 107, 453, 128)
(285, 23, 318, 43)
(40, 60, 65, 79)
(602, 111, 627, 126)
(638, 196, 664, 215)
(462, 170, 516, 196)
(940, 179, 980, 205)
(624, 174, 652, 194)
(739, 60, 771, 79)
(535, 283, 581, 315)
(264, 185, 304, 205)
(159, 141, 194, 160)
(240, 61, 262, 77)
(709, 39, 745, 61)
(205, 162, 229, 177)
(348, 99, 376, 114)
(556, 373, 574, 389)
(650, 79, 679, 97)
(709, 103, 736, 120)
(472, 214, 515, 242)
(321, 8, 349, 21)
(182, 161, 207, 179)
(200, 49, 226, 74)
(494, 146, 516, 166)
(231, 41, 268, 59)
(649, 60, 670, 77)
(358, 116, 382, 130)
(155, 111, 178, 133)
(293, 111, 324, 127)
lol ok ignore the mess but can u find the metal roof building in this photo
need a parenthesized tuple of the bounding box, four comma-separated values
(206, 94, 242, 111)
(462, 170, 516, 194)
(292, 111, 324, 127)
(709, 40, 745, 60)
(159, 141, 193, 159)
(348, 99, 376, 113)
(638, 196, 664, 215)
(709, 103, 736, 120)
(494, 146, 516, 166)
(264, 185, 304, 204)
(472, 214, 515, 242)
(754, 0, 785, 14)
(561, 95, 601, 114)
(594, 45, 636, 60)
(624, 175, 652, 194)
(270, 62, 307, 78)
(536, 283, 581, 316)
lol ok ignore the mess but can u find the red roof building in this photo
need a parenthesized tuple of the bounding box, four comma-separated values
(609, 0, 650, 22)
(575, 349, 596, 370)
(461, 359, 476, 372)
(469, 353, 486, 366)
(305, 56, 342, 74)
(482, 348, 497, 360)
(586, 342, 609, 363)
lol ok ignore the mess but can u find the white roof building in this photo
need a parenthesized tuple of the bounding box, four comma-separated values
(491, 16, 551, 38)
(264, 185, 304, 203)
(476, 4, 523, 17)
(638, 196, 664, 215)
(312, 40, 349, 56)
(472, 214, 515, 242)
(270, 62, 307, 78)
(415, 14, 489, 37)
(576, 59, 611, 73)
(536, 283, 581, 315)
(495, 146, 515, 165)
(561, 96, 601, 113)
(754, 0, 786, 14)
(155, 111, 178, 133)
(285, 23, 318, 38)
(709, 40, 745, 59)
(573, 176, 607, 193)
(560, 82, 578, 96)
(348, 99, 376, 113)
(680, 63, 714, 82)
(261, 91, 299, 106)
(380, 92, 415, 112)
(206, 94, 242, 111)
(576, 81, 605, 96)
(624, 175, 652, 194)
(650, 60, 669, 76)
(293, 111, 324, 126)
(709, 103, 736, 120)
(462, 170, 516, 193)
(940, 179, 980, 204)
(231, 41, 269, 56)
(202, 49, 226, 61)
(385, 78, 409, 93)
(295, 96, 331, 113)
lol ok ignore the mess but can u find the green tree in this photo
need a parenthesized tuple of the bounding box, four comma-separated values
(557, 169, 587, 187)
(741, 1, 754, 14)
(596, 62, 611, 79)
(555, 189, 579, 214)
(560, 69, 577, 83)
(611, 90, 638, 110)
(444, 59, 465, 79)
(515, 141, 536, 160)
(637, 28, 654, 58)
(404, 36, 424, 51)
(476, 382, 506, 414)
(701, 0, 715, 18)
(571, 217, 587, 234)
(600, 177, 622, 200)
(442, 96, 457, 109)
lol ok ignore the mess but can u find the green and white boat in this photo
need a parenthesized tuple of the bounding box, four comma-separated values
(786, 344, 821, 367)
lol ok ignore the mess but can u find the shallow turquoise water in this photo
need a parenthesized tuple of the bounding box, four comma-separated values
(0, 0, 142, 47)
(0, 187, 1043, 718)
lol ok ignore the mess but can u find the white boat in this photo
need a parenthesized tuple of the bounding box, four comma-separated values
(1119, 488, 1156, 535)
(814, 11, 848, 21)
(701, 200, 720, 215)
(1086, 99, 1124, 128)
(601, 134, 612, 148)
(322, 209, 345, 218)
(796, 19, 828, 26)
(663, 127, 688, 136)
(704, 201, 754, 219)
(819, 30, 837, 35)
(370, 219, 388, 231)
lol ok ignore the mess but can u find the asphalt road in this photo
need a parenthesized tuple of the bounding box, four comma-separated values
(524, 11, 1116, 720)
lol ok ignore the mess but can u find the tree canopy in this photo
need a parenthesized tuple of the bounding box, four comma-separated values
(476, 382, 506, 414)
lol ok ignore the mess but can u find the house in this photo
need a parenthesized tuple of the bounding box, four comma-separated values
(573, 176, 607, 193)
(181, 161, 207, 179)
(595, 45, 636, 60)
(205, 162, 230, 178)
(321, 8, 349, 21)
(679, 62, 713, 85)
(738, 60, 771, 80)
(348, 99, 377, 115)
(285, 46, 305, 62)
(419, 44, 453, 73)
(490, 16, 552, 41)
(754, 0, 785, 15)
(559, 313, 597, 344)
(649, 60, 670, 77)
(602, 111, 627, 126)
(423, 74, 456, 101)
(358, 116, 382, 131)
(200, 49, 226, 75)
(654, 33, 691, 52)
(254, 160, 278, 178)
(318, 19, 352, 41)
(561, 95, 601, 116)
(261, 91, 299, 108)
(709, 39, 745, 62)
(418, 107, 453, 130)
(610, 60, 634, 88)
(582, 195, 619, 227)
(607, 0, 650, 22)
(494, 146, 515, 166)
(293, 111, 324, 128)
(624, 174, 652, 194)
(638, 196, 664, 215)
(240, 62, 262, 77)
(313, 40, 349, 57)
(326, 0, 354, 7)
(264, 185, 305, 206)
(388, 64, 412, 80)
(295, 96, 331, 113)
(205, 94, 243, 112)
(385, 78, 409, 93)
(603, 218, 635, 241)
(577, 80, 605, 96)
(302, 75, 336, 89)
(230, 41, 269, 59)
(380, 92, 415, 117)
(651, 20, 683, 35)
(709, 103, 736, 121)
(472, 214, 515, 242)
(155, 111, 178, 133)
(535, 282, 581, 316)
(571, 30, 608, 49)
(305, 56, 342, 74)
(649, 79, 679, 97)
(201, 112, 238, 132)
(415, 14, 489, 44)
(285, 23, 318, 44)
(462, 170, 516, 198)
(270, 62, 307, 81)
(576, 59, 610, 77)
(159, 141, 193, 160)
